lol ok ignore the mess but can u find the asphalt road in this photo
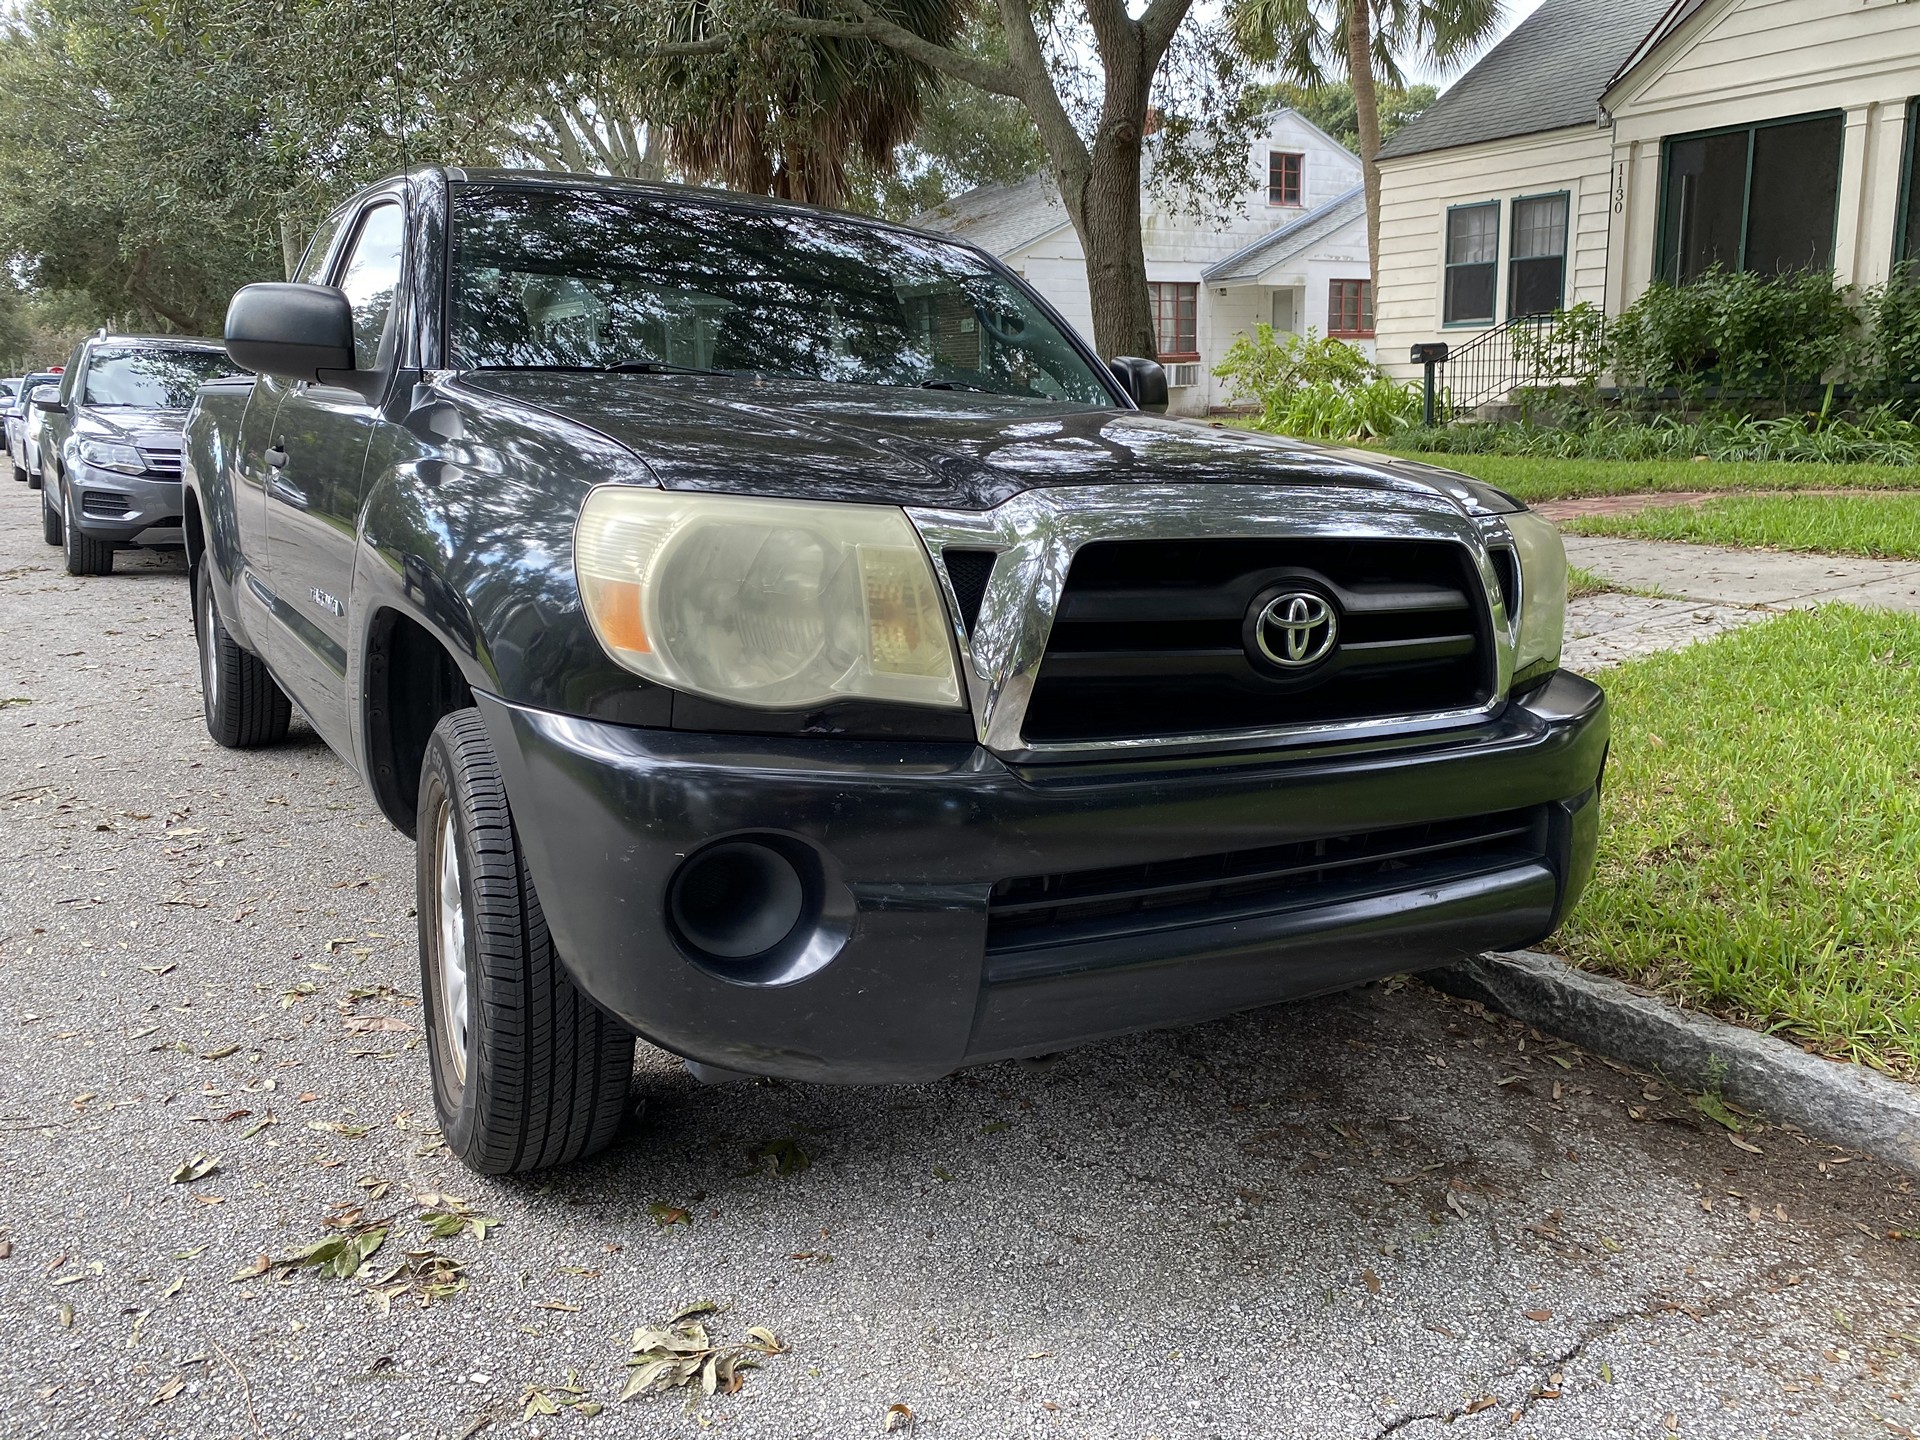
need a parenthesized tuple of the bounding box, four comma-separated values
(1, 480, 1917, 1440)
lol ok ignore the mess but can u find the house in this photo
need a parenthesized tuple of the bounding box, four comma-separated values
(914, 111, 1372, 415)
(1374, 0, 1920, 386)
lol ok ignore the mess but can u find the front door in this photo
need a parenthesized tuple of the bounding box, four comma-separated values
(263, 199, 404, 756)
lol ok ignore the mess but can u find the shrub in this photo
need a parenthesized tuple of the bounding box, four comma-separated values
(1608, 269, 1865, 404)
(1213, 324, 1421, 440)
(1861, 265, 1920, 398)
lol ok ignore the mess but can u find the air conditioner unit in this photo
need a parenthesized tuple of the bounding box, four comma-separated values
(1167, 362, 1201, 388)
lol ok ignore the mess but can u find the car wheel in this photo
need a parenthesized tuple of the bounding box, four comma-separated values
(61, 487, 113, 576)
(11, 463, 24, 484)
(26, 465, 41, 491)
(417, 709, 633, 1174)
(194, 561, 291, 747)
(40, 484, 61, 547)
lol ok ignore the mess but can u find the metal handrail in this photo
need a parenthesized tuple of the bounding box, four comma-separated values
(1435, 311, 1607, 420)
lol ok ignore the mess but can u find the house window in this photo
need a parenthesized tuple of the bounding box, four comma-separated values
(1268, 152, 1304, 206)
(1899, 99, 1920, 269)
(1444, 202, 1500, 325)
(1509, 193, 1569, 317)
(1659, 112, 1845, 283)
(1328, 280, 1374, 338)
(1149, 281, 1198, 359)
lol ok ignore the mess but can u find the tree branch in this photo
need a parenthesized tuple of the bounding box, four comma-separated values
(769, 4, 1027, 99)
(1138, 0, 1198, 64)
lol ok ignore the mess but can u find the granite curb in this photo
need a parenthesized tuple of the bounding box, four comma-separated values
(1430, 949, 1920, 1176)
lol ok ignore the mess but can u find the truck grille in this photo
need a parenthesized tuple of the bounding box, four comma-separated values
(1021, 538, 1493, 744)
(985, 807, 1545, 969)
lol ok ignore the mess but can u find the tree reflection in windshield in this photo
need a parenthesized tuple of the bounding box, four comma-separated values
(83, 348, 241, 408)
(450, 186, 1116, 407)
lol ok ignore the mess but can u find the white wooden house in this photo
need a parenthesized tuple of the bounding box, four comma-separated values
(1374, 0, 1920, 384)
(913, 111, 1373, 415)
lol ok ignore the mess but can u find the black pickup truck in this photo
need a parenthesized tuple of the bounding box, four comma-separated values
(183, 167, 1606, 1174)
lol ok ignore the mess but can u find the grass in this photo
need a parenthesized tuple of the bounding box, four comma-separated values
(1390, 452, 1920, 503)
(1554, 606, 1920, 1076)
(1565, 565, 1616, 600)
(1560, 493, 1920, 561)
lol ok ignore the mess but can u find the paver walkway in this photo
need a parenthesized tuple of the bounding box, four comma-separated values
(1562, 535, 1920, 670)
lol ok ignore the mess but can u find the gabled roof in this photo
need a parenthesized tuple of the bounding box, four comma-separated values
(1376, 0, 1676, 162)
(907, 173, 1069, 257)
(1604, 0, 1712, 98)
(1202, 186, 1366, 283)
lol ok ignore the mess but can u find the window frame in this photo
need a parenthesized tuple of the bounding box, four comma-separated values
(1507, 189, 1570, 318)
(1443, 200, 1502, 329)
(1654, 109, 1846, 285)
(1897, 98, 1920, 270)
(1267, 151, 1305, 208)
(1147, 280, 1200, 361)
(326, 199, 407, 378)
(1327, 279, 1374, 339)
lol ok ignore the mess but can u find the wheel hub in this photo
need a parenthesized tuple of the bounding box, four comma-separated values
(434, 808, 471, 1084)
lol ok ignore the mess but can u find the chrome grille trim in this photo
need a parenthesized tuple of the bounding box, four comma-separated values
(907, 484, 1519, 762)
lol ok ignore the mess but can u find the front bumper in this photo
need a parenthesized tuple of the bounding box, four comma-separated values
(65, 466, 184, 545)
(479, 672, 1608, 1083)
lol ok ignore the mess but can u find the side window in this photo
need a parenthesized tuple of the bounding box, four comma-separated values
(58, 345, 86, 406)
(1444, 202, 1500, 326)
(294, 213, 346, 287)
(331, 203, 405, 371)
(1508, 193, 1569, 317)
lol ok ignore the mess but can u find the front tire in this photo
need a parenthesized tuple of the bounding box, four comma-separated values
(195, 561, 290, 747)
(11, 462, 25, 484)
(418, 709, 633, 1174)
(60, 484, 112, 575)
(40, 484, 60, 547)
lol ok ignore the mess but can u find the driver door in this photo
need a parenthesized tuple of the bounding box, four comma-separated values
(262, 199, 405, 757)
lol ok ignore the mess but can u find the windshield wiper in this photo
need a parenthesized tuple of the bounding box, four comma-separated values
(605, 360, 734, 376)
(919, 379, 1001, 395)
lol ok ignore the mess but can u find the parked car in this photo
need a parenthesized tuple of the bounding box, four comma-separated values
(185, 167, 1606, 1174)
(8, 370, 62, 486)
(38, 334, 238, 575)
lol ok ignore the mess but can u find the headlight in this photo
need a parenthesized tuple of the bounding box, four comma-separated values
(1505, 508, 1566, 685)
(80, 439, 144, 474)
(574, 487, 963, 711)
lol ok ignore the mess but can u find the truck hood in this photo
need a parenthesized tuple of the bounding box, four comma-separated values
(457, 371, 1457, 512)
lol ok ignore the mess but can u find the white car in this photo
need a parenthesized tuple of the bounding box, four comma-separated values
(7, 370, 61, 487)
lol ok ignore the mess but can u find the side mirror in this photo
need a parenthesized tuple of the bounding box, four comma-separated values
(30, 384, 62, 413)
(225, 282, 358, 387)
(1108, 356, 1169, 414)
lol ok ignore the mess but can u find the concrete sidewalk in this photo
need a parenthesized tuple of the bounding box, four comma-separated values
(1562, 535, 1920, 670)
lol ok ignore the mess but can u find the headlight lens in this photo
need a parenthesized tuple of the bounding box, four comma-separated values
(80, 439, 144, 474)
(575, 487, 963, 711)
(1505, 508, 1566, 683)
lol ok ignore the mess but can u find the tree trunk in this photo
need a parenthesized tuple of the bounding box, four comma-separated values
(1346, 1, 1382, 288)
(1072, 117, 1158, 360)
(279, 215, 303, 281)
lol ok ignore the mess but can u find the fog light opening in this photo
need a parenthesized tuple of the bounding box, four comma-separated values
(668, 841, 808, 962)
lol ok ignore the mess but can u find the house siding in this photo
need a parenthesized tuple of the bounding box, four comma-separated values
(1606, 0, 1920, 301)
(1376, 126, 1614, 382)
(1375, 0, 1920, 390)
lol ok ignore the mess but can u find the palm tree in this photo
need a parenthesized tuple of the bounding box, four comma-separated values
(647, 0, 966, 209)
(1227, 0, 1505, 286)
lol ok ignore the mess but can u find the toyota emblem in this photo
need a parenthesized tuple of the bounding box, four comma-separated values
(1253, 590, 1338, 669)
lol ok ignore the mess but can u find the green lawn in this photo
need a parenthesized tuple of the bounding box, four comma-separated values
(1393, 452, 1920, 503)
(1561, 493, 1920, 560)
(1554, 607, 1920, 1077)
(1565, 565, 1616, 599)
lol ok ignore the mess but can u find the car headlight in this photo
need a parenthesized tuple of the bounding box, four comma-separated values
(79, 439, 144, 474)
(1504, 508, 1566, 686)
(575, 487, 963, 711)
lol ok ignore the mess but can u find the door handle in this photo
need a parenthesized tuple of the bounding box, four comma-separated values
(265, 444, 288, 469)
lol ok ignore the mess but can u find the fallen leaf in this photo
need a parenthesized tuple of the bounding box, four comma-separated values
(170, 1153, 219, 1184)
(151, 1376, 184, 1405)
(199, 1045, 242, 1061)
(647, 1202, 692, 1228)
(1524, 1309, 1552, 1322)
(883, 1401, 914, 1432)
(342, 1015, 414, 1034)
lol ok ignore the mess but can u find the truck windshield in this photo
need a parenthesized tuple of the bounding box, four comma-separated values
(450, 186, 1118, 407)
(83, 349, 240, 408)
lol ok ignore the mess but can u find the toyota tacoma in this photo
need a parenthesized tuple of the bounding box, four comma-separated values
(182, 167, 1606, 1174)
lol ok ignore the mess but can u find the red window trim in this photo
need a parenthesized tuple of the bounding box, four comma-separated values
(1328, 278, 1375, 339)
(1267, 151, 1304, 207)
